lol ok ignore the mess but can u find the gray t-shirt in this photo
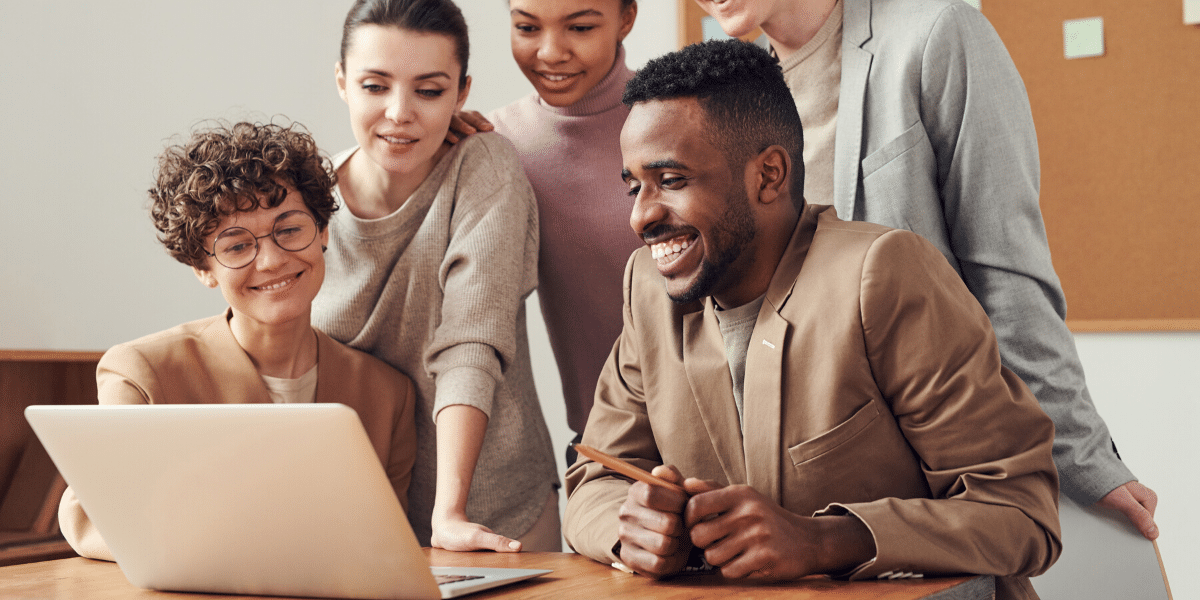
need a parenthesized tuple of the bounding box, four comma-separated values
(714, 295, 767, 428)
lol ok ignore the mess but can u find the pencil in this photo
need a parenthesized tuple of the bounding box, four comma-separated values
(572, 443, 688, 495)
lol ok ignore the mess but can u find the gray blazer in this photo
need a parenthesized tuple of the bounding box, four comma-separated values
(831, 0, 1133, 503)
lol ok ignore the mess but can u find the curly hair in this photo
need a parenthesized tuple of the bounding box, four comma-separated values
(622, 39, 805, 201)
(148, 121, 337, 268)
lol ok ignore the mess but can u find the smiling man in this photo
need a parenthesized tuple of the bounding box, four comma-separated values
(563, 40, 1061, 600)
(690, 0, 1159, 541)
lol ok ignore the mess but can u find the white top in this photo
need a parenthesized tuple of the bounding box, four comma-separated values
(260, 365, 318, 404)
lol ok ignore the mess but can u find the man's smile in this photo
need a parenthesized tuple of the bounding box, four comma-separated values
(650, 234, 695, 262)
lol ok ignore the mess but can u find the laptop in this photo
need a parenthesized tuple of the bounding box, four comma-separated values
(26, 403, 550, 599)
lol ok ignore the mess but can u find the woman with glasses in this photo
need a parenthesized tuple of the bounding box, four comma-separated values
(58, 121, 418, 562)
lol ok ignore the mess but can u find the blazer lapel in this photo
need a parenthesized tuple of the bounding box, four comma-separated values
(679, 208, 823, 493)
(682, 303, 747, 485)
(314, 330, 347, 404)
(743, 207, 820, 504)
(742, 309, 788, 504)
(199, 308, 273, 405)
(833, 0, 874, 220)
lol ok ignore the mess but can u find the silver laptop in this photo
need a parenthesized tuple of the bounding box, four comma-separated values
(26, 403, 550, 599)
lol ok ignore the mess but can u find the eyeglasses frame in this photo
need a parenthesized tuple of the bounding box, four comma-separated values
(203, 210, 320, 270)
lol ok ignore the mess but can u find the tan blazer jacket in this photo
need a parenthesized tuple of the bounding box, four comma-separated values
(59, 310, 418, 561)
(565, 206, 1061, 598)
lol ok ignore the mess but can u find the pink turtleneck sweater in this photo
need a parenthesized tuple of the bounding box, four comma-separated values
(489, 48, 642, 435)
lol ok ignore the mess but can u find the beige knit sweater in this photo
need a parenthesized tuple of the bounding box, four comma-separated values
(312, 132, 558, 545)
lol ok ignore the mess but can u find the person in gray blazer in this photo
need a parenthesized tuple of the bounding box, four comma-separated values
(692, 0, 1158, 538)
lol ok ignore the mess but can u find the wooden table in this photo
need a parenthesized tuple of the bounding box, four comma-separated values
(0, 549, 994, 600)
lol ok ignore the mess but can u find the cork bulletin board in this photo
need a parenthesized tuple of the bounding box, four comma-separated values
(986, 3, 1200, 331)
(679, 1, 1200, 331)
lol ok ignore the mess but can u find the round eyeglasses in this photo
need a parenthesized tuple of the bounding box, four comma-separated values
(205, 210, 319, 269)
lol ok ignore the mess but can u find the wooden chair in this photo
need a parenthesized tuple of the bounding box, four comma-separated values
(0, 438, 76, 566)
(0, 354, 97, 566)
(1031, 492, 1172, 599)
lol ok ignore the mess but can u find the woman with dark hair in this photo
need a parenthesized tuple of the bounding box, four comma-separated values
(312, 0, 559, 553)
(448, 0, 643, 469)
(484, 0, 642, 469)
(59, 121, 418, 561)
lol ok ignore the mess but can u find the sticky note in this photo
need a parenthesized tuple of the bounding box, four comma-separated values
(1063, 17, 1105, 60)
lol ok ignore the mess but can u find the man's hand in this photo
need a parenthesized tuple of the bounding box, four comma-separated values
(1096, 481, 1159, 540)
(683, 479, 875, 581)
(445, 110, 494, 144)
(616, 465, 692, 578)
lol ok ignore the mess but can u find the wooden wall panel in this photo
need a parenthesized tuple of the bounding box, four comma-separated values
(1, 356, 98, 498)
(0, 352, 99, 563)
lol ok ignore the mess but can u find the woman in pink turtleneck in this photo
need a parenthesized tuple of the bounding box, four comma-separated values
(475, 0, 643, 464)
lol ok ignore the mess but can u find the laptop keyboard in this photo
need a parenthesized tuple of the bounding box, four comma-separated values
(435, 574, 485, 585)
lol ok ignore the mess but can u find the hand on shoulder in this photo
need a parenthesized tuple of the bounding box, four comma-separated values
(445, 110, 494, 145)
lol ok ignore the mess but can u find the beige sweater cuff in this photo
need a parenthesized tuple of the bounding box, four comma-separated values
(432, 365, 497, 422)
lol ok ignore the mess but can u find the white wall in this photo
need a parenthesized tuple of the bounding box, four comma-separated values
(1, 0, 353, 349)
(0, 0, 677, 351)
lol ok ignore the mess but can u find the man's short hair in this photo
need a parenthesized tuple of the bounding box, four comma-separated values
(622, 39, 804, 201)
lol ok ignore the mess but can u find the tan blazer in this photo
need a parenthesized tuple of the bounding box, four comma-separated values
(565, 205, 1061, 599)
(59, 310, 417, 561)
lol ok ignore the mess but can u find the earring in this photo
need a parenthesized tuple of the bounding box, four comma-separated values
(322, 245, 328, 252)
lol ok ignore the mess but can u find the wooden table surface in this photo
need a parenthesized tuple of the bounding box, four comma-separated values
(0, 550, 994, 600)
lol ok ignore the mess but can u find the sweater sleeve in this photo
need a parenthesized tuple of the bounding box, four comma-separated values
(424, 133, 540, 420)
(919, 3, 1133, 503)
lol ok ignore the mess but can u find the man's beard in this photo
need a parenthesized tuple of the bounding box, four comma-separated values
(668, 189, 757, 305)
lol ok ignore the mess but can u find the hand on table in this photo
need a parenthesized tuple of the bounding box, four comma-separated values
(431, 514, 522, 553)
(1096, 481, 1159, 540)
(616, 465, 692, 578)
(445, 110, 493, 144)
(683, 478, 875, 581)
